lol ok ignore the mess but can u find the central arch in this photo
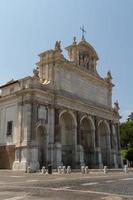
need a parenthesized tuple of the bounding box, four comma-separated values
(36, 125, 47, 169)
(80, 116, 95, 167)
(59, 111, 77, 168)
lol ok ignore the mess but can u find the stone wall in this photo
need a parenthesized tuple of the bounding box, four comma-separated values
(55, 65, 111, 108)
(0, 103, 17, 144)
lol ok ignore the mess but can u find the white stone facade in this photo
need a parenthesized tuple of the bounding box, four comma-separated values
(0, 37, 121, 171)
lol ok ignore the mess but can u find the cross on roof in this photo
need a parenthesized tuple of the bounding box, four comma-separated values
(80, 26, 87, 40)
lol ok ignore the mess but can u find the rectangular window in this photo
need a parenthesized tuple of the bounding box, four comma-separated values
(6, 121, 13, 136)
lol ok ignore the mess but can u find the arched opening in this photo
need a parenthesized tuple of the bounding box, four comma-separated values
(60, 112, 76, 168)
(99, 121, 109, 166)
(36, 126, 47, 169)
(80, 117, 94, 167)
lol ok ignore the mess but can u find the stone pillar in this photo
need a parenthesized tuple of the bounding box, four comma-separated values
(13, 97, 32, 171)
(73, 124, 78, 168)
(76, 112, 85, 167)
(115, 123, 122, 168)
(13, 98, 23, 170)
(54, 108, 61, 143)
(77, 111, 81, 145)
(90, 128, 96, 168)
(107, 121, 112, 167)
(14, 100, 32, 171)
(16, 97, 25, 146)
(109, 122, 113, 149)
(47, 105, 55, 165)
(94, 116, 102, 168)
(31, 101, 38, 140)
(23, 102, 32, 144)
(109, 122, 118, 168)
(54, 108, 62, 167)
(94, 116, 100, 147)
(116, 123, 121, 151)
(22, 101, 32, 170)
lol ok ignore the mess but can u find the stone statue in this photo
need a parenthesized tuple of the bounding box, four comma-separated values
(107, 71, 112, 80)
(55, 41, 61, 51)
(73, 36, 77, 45)
(33, 68, 39, 78)
(105, 70, 112, 83)
(113, 100, 120, 113)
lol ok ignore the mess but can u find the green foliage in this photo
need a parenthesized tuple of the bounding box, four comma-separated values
(121, 149, 128, 159)
(125, 148, 133, 162)
(121, 148, 133, 162)
(120, 121, 133, 148)
(127, 112, 133, 122)
(120, 113, 133, 163)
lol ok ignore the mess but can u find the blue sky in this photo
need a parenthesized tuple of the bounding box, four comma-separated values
(0, 0, 133, 121)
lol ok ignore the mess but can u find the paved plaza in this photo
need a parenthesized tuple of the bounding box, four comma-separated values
(0, 170, 133, 199)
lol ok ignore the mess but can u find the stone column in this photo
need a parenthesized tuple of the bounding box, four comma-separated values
(115, 123, 122, 167)
(76, 112, 85, 167)
(23, 102, 32, 144)
(73, 124, 78, 168)
(77, 111, 81, 145)
(31, 101, 38, 141)
(109, 122, 114, 167)
(104, 120, 112, 168)
(47, 105, 55, 166)
(94, 116, 102, 168)
(54, 108, 61, 143)
(54, 108, 62, 167)
(16, 99, 23, 147)
(22, 101, 32, 171)
(109, 122, 113, 149)
(13, 98, 23, 170)
(109, 122, 118, 168)
(90, 128, 96, 168)
(13, 99, 32, 171)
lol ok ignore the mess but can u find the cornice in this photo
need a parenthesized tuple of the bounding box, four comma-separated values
(15, 87, 55, 98)
(0, 93, 17, 103)
(54, 91, 119, 122)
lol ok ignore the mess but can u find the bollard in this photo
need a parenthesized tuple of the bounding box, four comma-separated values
(27, 166, 31, 173)
(62, 166, 66, 174)
(58, 166, 62, 174)
(85, 166, 89, 174)
(124, 165, 128, 174)
(48, 164, 52, 174)
(67, 166, 71, 174)
(41, 166, 46, 174)
(81, 166, 85, 174)
(103, 166, 108, 174)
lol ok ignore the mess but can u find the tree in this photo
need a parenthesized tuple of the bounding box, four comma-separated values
(120, 113, 133, 165)
(125, 148, 133, 162)
(127, 112, 133, 122)
(120, 121, 133, 148)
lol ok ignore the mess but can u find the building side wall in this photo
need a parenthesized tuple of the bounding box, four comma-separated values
(0, 101, 18, 145)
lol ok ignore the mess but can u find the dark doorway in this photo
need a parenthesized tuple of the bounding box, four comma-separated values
(37, 126, 47, 169)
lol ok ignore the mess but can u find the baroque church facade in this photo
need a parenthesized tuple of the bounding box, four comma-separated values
(0, 36, 121, 171)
